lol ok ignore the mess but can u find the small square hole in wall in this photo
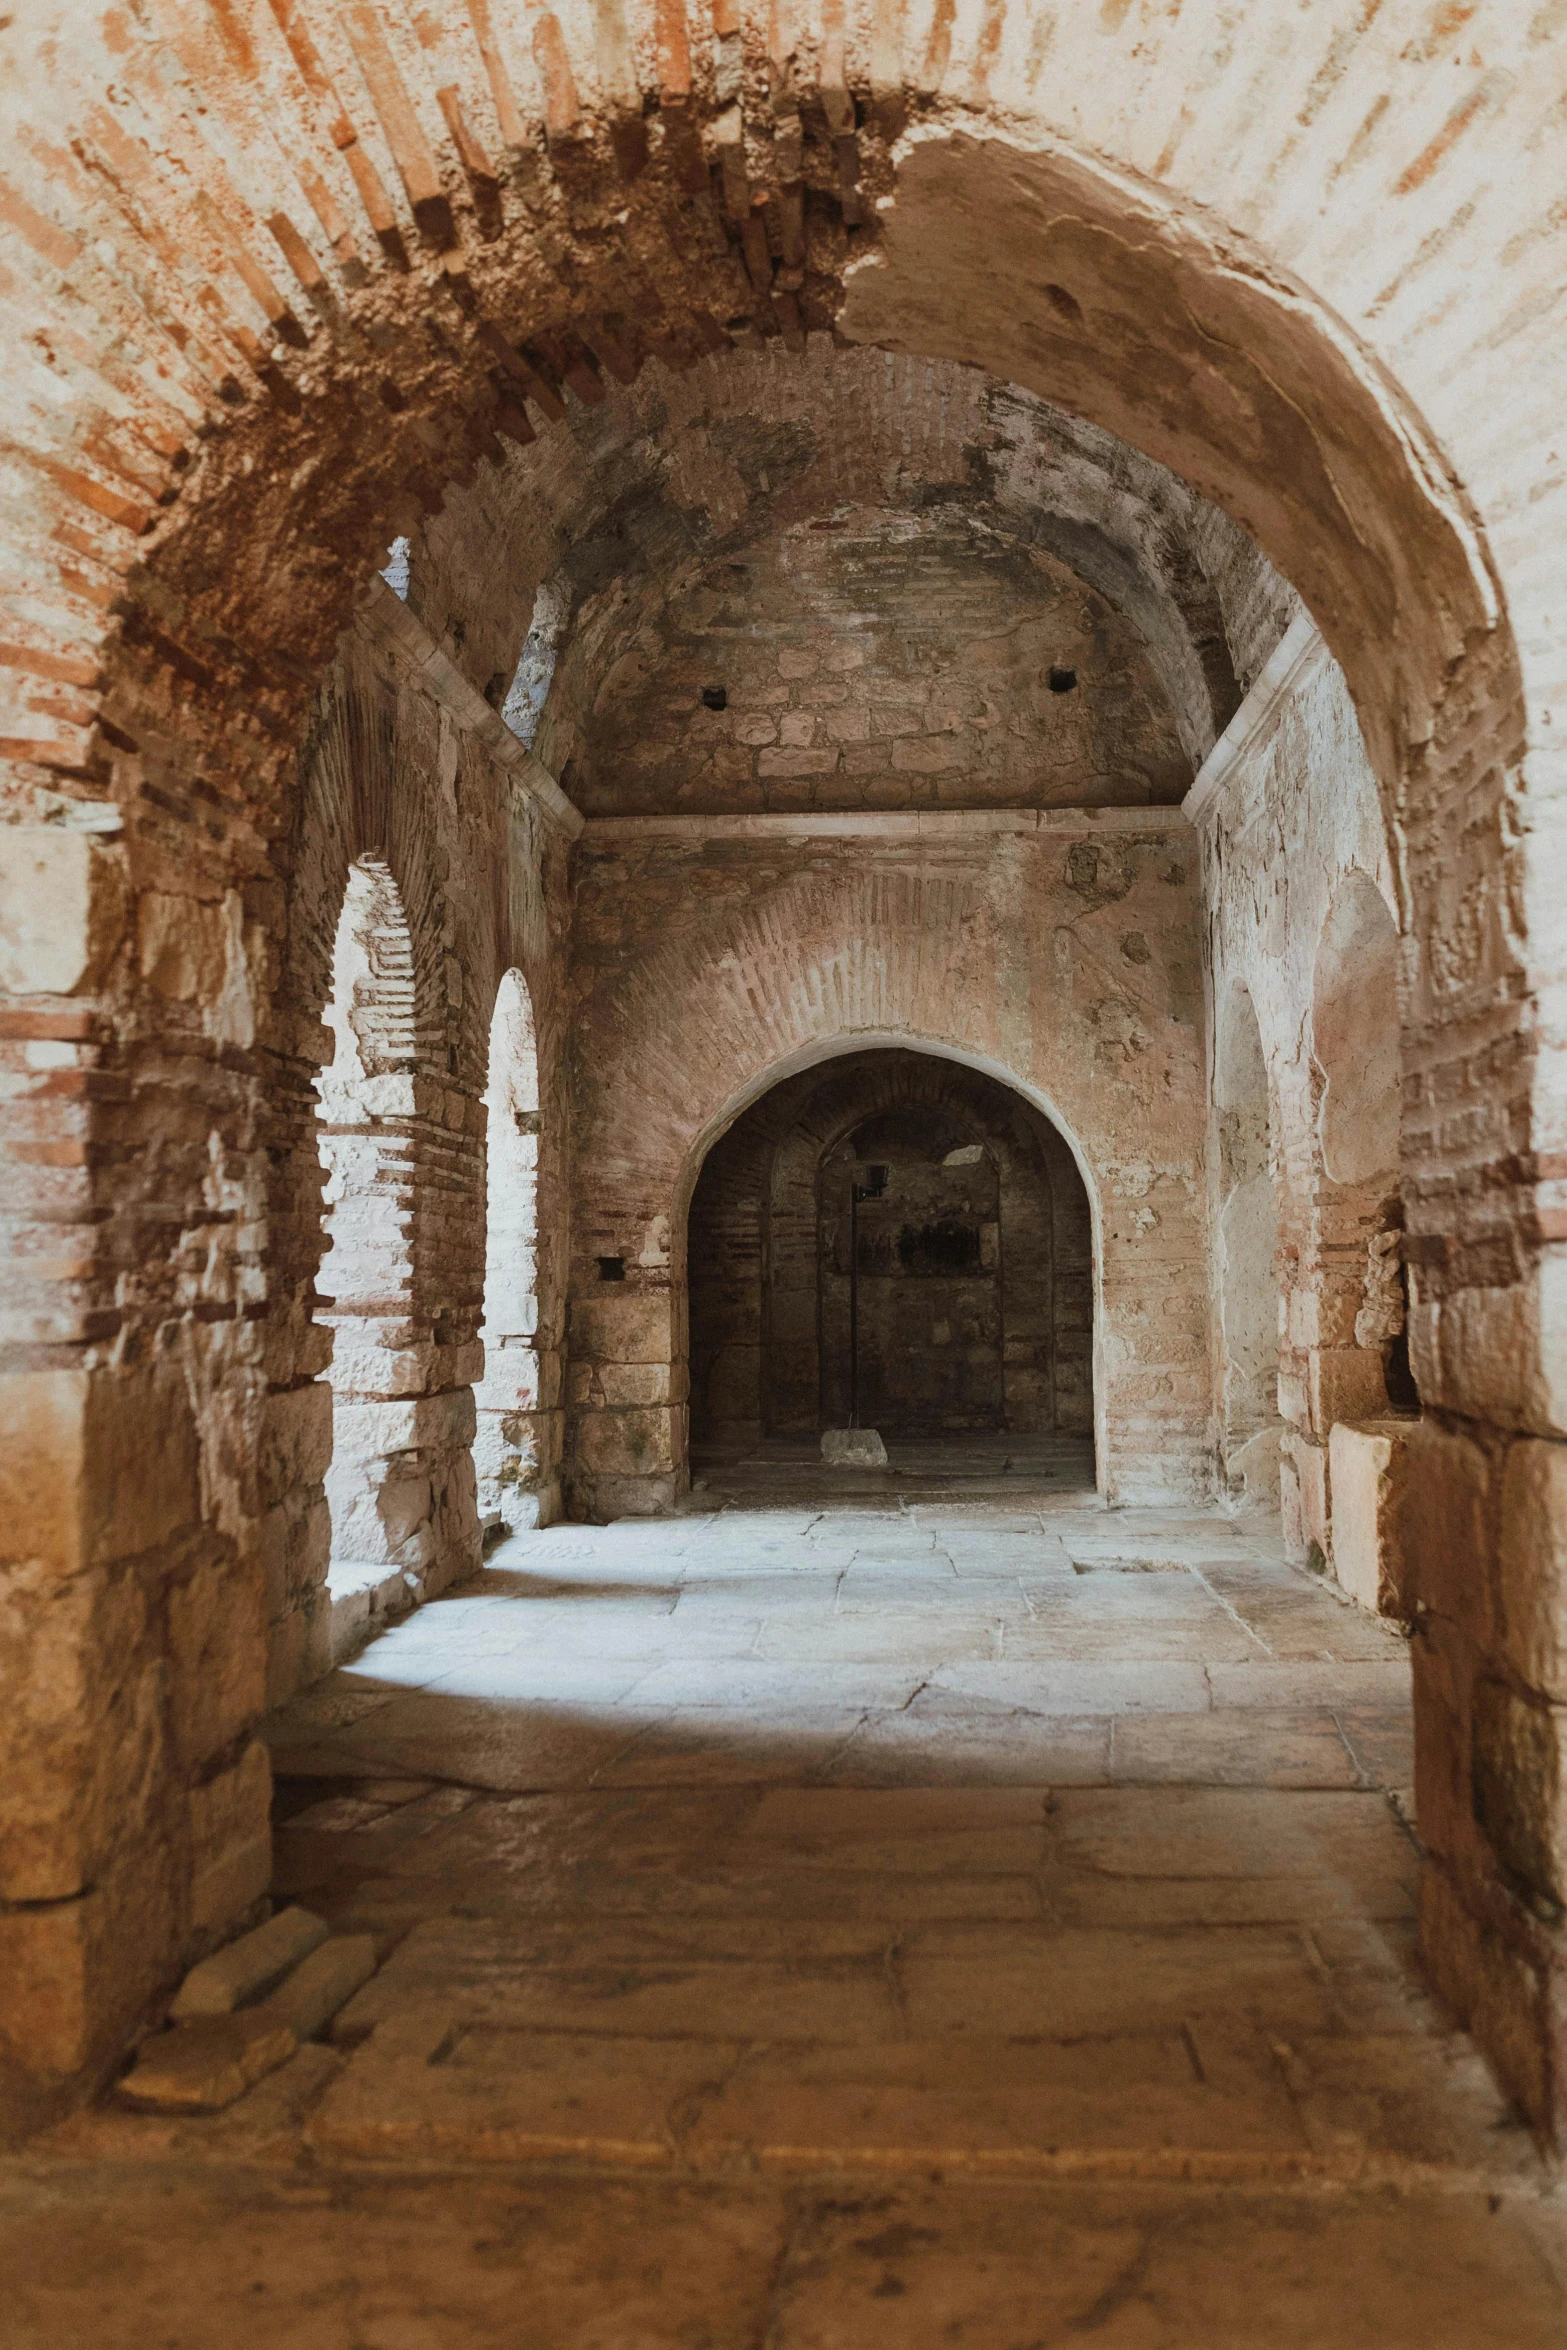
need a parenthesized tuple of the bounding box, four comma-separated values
(1048, 667, 1078, 693)
(702, 686, 727, 711)
(597, 1255, 626, 1282)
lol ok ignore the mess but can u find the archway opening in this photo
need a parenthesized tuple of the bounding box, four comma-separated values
(687, 1046, 1094, 1489)
(310, 853, 482, 1665)
(475, 969, 545, 1533)
(315, 858, 425, 1647)
(1214, 985, 1281, 1507)
(1310, 874, 1416, 1422)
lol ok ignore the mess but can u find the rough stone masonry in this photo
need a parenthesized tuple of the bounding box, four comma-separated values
(0, 0, 1564, 2207)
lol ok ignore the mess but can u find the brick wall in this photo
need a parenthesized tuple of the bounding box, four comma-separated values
(566, 811, 1205, 1518)
(565, 502, 1191, 817)
(2, 0, 1564, 2146)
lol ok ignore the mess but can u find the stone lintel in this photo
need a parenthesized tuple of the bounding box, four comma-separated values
(1182, 607, 1328, 830)
(580, 805, 1193, 844)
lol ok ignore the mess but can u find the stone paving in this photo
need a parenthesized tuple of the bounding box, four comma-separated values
(10, 1470, 1567, 2343)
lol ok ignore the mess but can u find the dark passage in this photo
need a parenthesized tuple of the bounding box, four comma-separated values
(687, 1048, 1094, 1444)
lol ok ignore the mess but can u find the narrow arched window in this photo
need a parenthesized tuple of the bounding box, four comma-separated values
(501, 578, 569, 746)
(475, 969, 544, 1531)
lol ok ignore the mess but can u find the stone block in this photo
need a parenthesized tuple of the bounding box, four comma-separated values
(1499, 1438, 1567, 1701)
(261, 1935, 376, 2042)
(1280, 1431, 1327, 1565)
(1419, 1864, 1553, 2138)
(597, 1360, 672, 1407)
(0, 1841, 178, 2085)
(1398, 1416, 1496, 1649)
(1308, 1346, 1389, 1436)
(265, 1588, 332, 1709)
(0, 1371, 88, 1577)
(574, 1471, 679, 1521)
(569, 1288, 672, 1363)
(757, 746, 837, 777)
(120, 2010, 297, 2113)
(1471, 1679, 1567, 1908)
(0, 1556, 164, 1902)
(259, 1382, 333, 1507)
(331, 1386, 476, 1461)
(167, 1557, 267, 1771)
(1328, 1419, 1413, 1617)
(891, 735, 966, 772)
(822, 1426, 888, 1466)
(186, 1741, 273, 1934)
(571, 1405, 677, 1477)
(259, 1493, 332, 1621)
(172, 1903, 328, 2018)
(0, 1364, 202, 1581)
(0, 828, 123, 995)
(1409, 1623, 1475, 1872)
(1225, 1425, 1281, 1511)
(1414, 1256, 1567, 1441)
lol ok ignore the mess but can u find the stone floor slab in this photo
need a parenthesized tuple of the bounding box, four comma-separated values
(46, 1476, 1558, 2342)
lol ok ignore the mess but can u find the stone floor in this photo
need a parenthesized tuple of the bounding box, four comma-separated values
(10, 1469, 1567, 2343)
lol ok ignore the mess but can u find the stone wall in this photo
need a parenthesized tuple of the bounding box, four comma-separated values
(268, 601, 574, 1690)
(565, 808, 1205, 1518)
(1189, 621, 1410, 1541)
(2, 0, 1564, 2149)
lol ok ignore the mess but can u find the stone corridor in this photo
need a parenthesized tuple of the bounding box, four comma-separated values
(7, 7, 1567, 2333)
(11, 1470, 1566, 2343)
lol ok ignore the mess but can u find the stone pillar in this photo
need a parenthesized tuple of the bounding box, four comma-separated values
(565, 1268, 685, 1520)
(0, 836, 273, 2139)
(1400, 683, 1567, 2146)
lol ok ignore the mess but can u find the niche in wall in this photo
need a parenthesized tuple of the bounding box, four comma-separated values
(1311, 875, 1415, 1414)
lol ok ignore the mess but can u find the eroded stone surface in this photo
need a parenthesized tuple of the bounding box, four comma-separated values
(8, 1475, 1565, 2339)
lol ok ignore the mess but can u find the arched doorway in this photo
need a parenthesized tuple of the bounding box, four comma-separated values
(315, 857, 423, 1623)
(313, 854, 481, 1660)
(475, 968, 546, 1532)
(687, 1047, 1094, 1483)
(1310, 875, 1414, 1422)
(1214, 984, 1281, 1505)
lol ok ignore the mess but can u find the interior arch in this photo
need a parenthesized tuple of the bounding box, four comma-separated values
(2, 0, 1561, 2176)
(1314, 875, 1403, 1192)
(475, 967, 545, 1533)
(686, 1044, 1095, 1478)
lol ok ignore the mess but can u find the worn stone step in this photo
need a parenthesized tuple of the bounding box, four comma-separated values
(170, 1907, 329, 2018)
(304, 2015, 1521, 2186)
(120, 2012, 298, 2115)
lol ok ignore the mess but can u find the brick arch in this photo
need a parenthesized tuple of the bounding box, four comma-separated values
(3, 12, 1544, 1450)
(567, 852, 1213, 1519)
(3, 2, 1563, 2138)
(686, 1044, 1095, 1454)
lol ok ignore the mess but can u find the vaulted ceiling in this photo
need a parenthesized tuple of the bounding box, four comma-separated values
(405, 340, 1296, 817)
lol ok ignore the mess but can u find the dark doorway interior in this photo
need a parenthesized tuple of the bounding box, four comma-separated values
(687, 1049, 1094, 1446)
